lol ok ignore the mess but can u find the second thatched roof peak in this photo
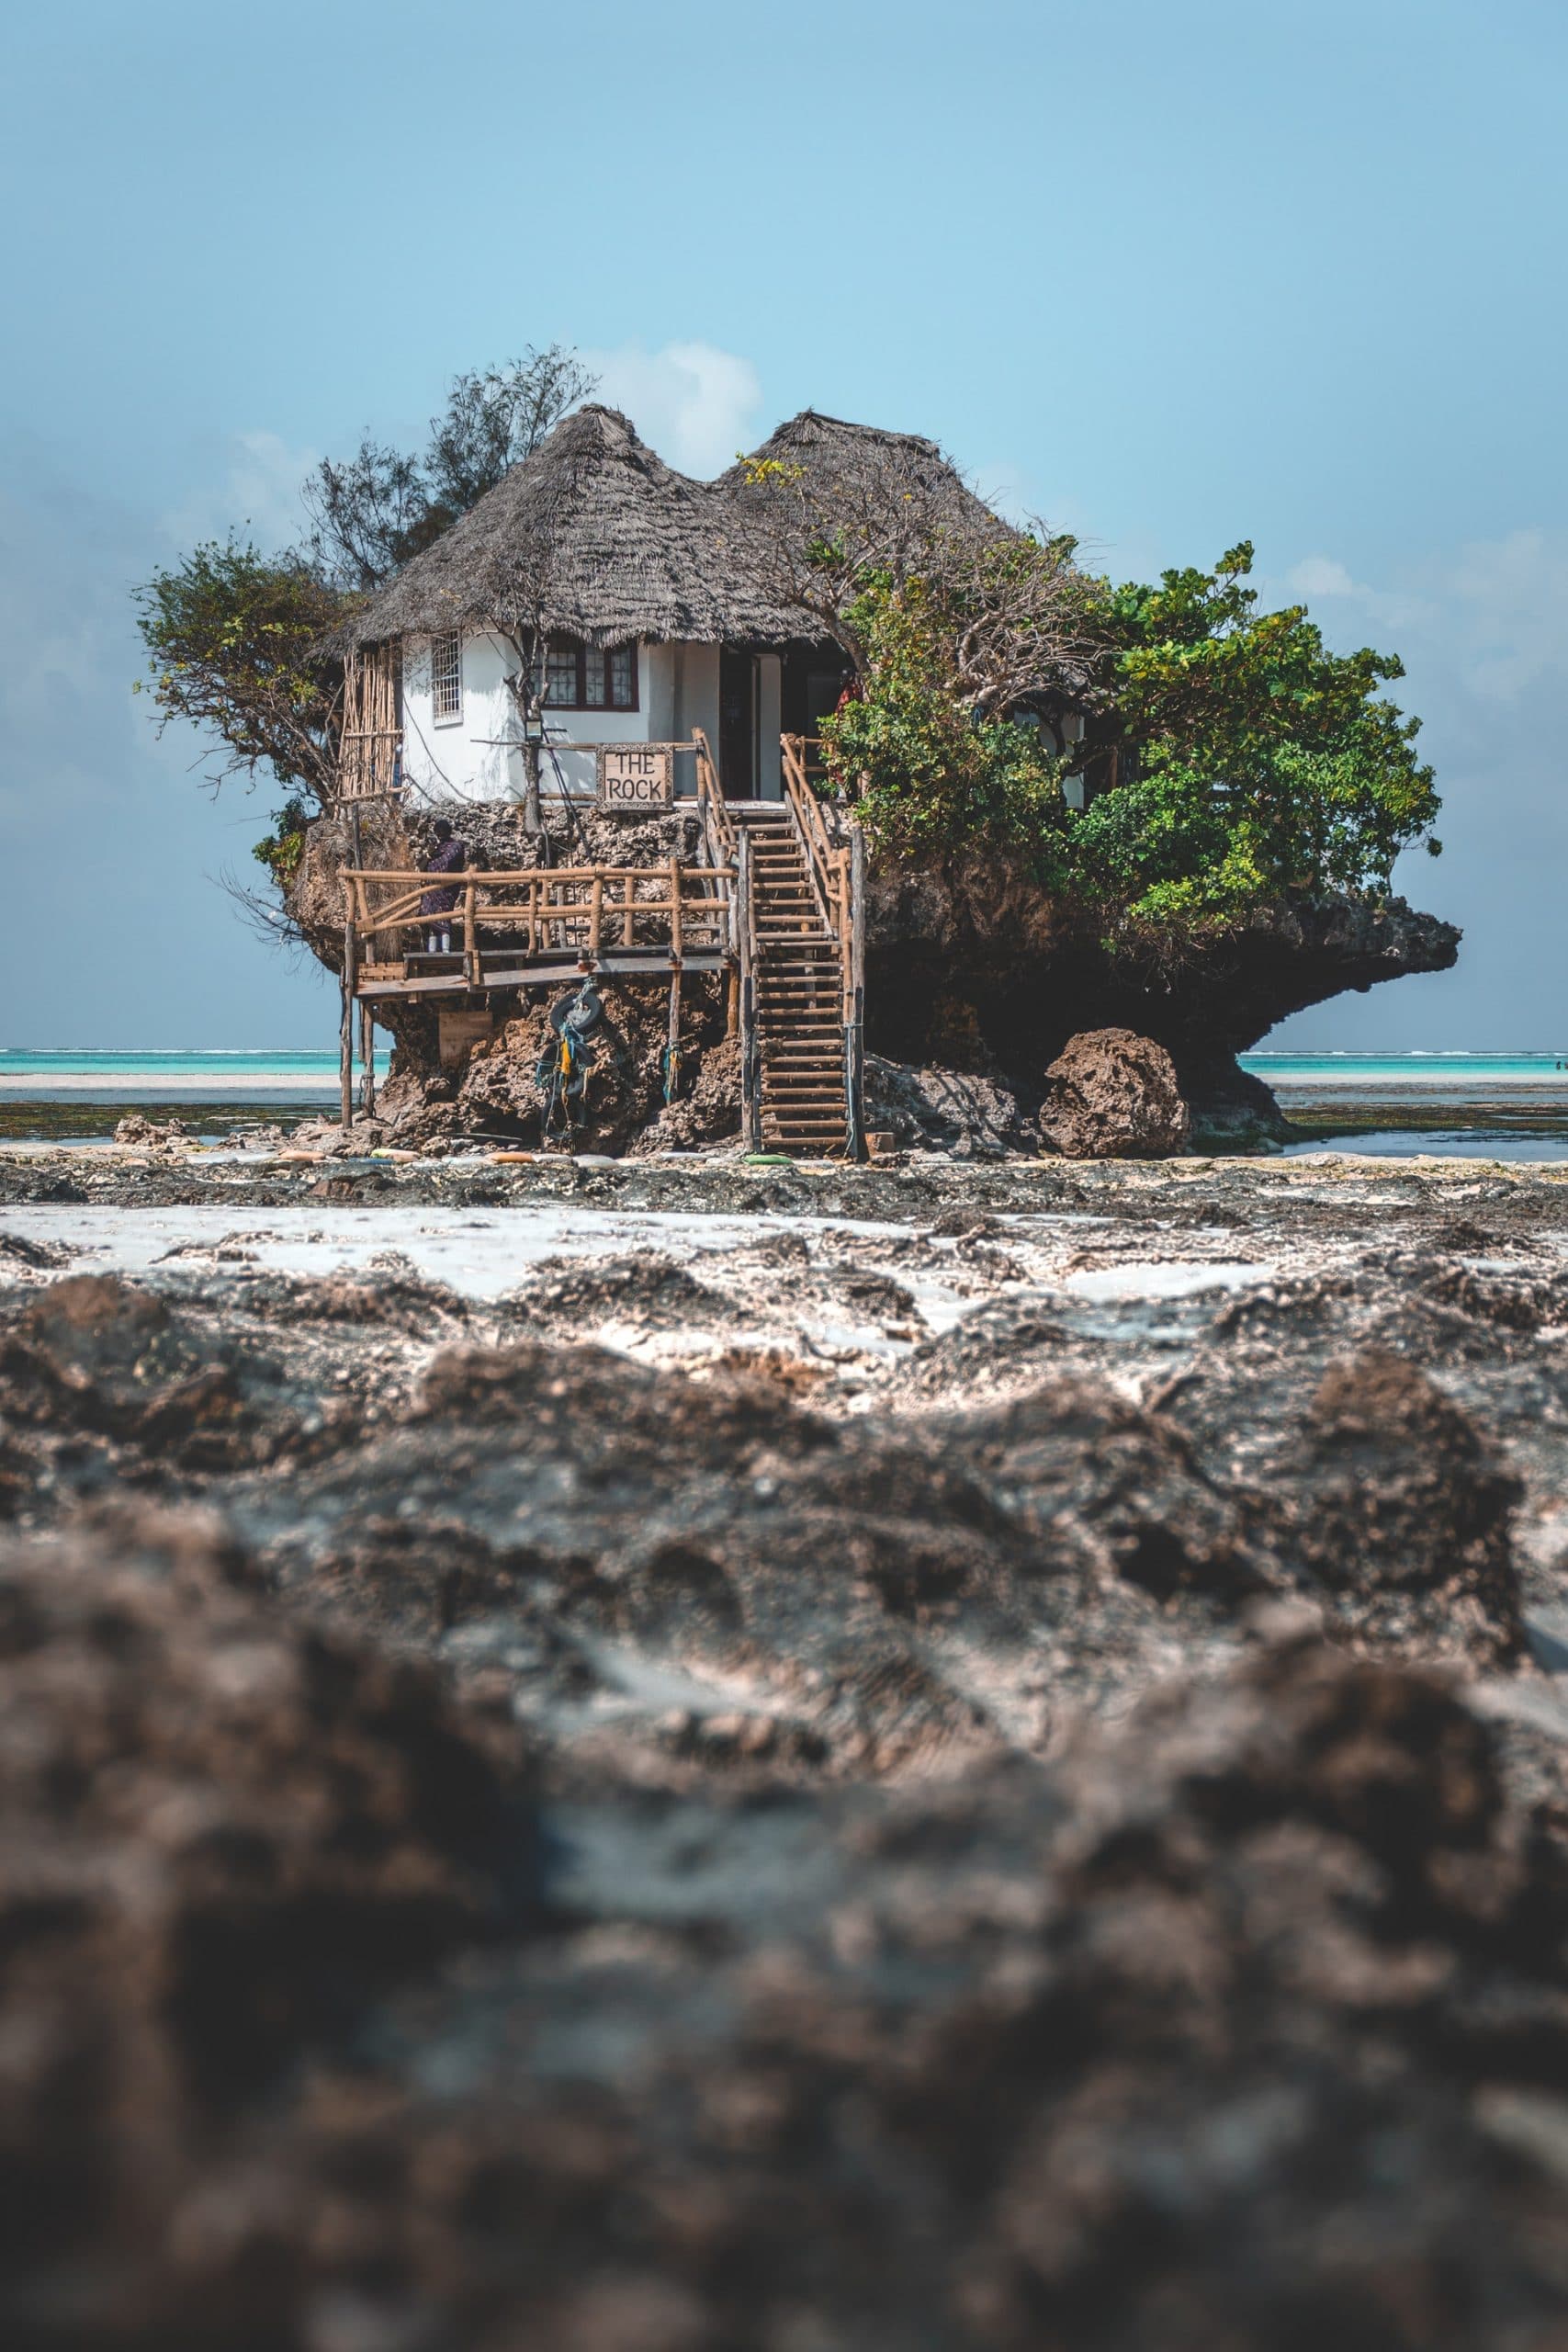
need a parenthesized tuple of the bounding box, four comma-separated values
(342, 400, 1005, 652)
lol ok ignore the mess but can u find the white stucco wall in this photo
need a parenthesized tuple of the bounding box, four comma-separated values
(400, 631, 664, 804)
(399, 632, 792, 803)
(671, 643, 719, 793)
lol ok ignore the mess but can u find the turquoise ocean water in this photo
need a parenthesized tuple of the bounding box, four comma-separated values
(0, 1050, 389, 1092)
(4, 1048, 1568, 1155)
(2, 1048, 1561, 1088)
(1246, 1054, 1568, 1086)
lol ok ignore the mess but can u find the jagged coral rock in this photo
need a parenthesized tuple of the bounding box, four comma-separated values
(1039, 1026, 1191, 1159)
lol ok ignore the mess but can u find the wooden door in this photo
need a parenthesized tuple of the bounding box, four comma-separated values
(719, 646, 756, 797)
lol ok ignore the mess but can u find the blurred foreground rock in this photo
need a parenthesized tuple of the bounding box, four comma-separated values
(4, 1525, 1566, 2348)
(0, 1510, 533, 2350)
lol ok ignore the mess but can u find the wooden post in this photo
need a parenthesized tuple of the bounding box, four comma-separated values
(665, 966, 682, 1103)
(359, 1002, 376, 1120)
(464, 877, 479, 988)
(727, 965, 739, 1037)
(340, 913, 356, 1134)
(844, 822, 867, 1162)
(589, 871, 603, 959)
(738, 830, 761, 1150)
(669, 857, 683, 961)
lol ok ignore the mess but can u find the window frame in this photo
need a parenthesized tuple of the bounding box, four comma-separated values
(430, 629, 463, 727)
(539, 636, 639, 714)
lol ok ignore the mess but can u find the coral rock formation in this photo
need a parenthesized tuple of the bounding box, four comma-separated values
(1039, 1026, 1191, 1159)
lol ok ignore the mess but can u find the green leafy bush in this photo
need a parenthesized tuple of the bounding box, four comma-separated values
(133, 539, 350, 802)
(252, 797, 310, 890)
(820, 542, 1440, 929)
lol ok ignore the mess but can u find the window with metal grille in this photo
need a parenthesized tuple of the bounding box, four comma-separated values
(431, 631, 462, 722)
(540, 638, 637, 712)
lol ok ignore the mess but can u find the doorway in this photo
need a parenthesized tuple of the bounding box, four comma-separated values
(781, 643, 853, 775)
(719, 647, 757, 797)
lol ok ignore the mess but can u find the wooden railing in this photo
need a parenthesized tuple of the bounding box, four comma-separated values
(780, 732, 867, 1159)
(692, 726, 738, 865)
(781, 733, 851, 947)
(345, 863, 736, 988)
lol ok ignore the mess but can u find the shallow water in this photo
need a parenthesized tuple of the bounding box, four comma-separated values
(1284, 1129, 1568, 1163)
(10, 1048, 1568, 1158)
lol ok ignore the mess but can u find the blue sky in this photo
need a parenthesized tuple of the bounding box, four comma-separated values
(2, 0, 1563, 1047)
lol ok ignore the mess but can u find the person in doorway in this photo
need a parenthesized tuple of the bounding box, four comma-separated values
(420, 819, 468, 954)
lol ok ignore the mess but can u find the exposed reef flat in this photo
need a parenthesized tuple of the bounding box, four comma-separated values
(5, 1148, 1568, 2346)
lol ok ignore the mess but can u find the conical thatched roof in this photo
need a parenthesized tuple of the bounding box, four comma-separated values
(340, 403, 1010, 652)
(716, 410, 1007, 545)
(342, 404, 806, 651)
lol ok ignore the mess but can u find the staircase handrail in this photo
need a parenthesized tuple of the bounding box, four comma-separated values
(693, 728, 738, 864)
(780, 732, 849, 948)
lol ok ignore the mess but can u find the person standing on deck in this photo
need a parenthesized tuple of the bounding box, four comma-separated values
(420, 819, 468, 954)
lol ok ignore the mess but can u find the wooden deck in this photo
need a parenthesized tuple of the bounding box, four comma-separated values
(335, 734, 866, 1155)
(344, 859, 739, 993)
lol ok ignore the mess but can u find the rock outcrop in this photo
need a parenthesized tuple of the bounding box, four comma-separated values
(1039, 1026, 1190, 1158)
(864, 1054, 1037, 1157)
(288, 804, 1460, 1154)
(863, 863, 1460, 1135)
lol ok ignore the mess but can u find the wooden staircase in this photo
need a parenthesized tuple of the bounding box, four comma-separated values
(739, 807, 849, 1155)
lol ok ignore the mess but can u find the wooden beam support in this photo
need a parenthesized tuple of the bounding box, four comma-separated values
(845, 822, 867, 1163)
(665, 966, 682, 1104)
(738, 829, 761, 1150)
(340, 915, 356, 1133)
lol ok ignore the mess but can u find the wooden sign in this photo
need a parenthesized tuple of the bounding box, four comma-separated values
(597, 743, 673, 813)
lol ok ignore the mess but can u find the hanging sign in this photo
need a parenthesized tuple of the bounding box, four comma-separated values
(597, 743, 673, 812)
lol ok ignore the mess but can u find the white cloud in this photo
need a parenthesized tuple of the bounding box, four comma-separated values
(1439, 527, 1568, 702)
(160, 428, 319, 552)
(1277, 530, 1568, 706)
(583, 340, 763, 477)
(1285, 554, 1358, 598)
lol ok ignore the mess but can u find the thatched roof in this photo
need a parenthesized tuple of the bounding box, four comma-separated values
(341, 405, 807, 652)
(340, 402, 1009, 652)
(716, 410, 1007, 545)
